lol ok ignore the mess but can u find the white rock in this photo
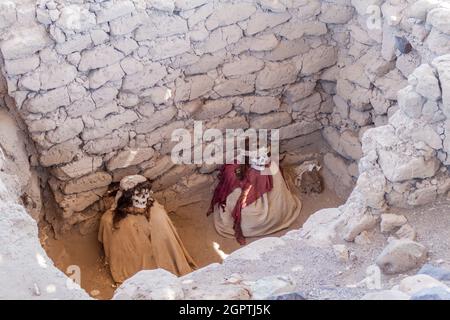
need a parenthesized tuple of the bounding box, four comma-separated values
(257, 0, 287, 12)
(0, 195, 90, 299)
(319, 3, 354, 24)
(432, 55, 450, 117)
(376, 239, 428, 274)
(175, 75, 214, 101)
(109, 13, 142, 36)
(64, 172, 112, 195)
(249, 275, 295, 300)
(245, 11, 291, 36)
(185, 53, 223, 75)
(250, 112, 292, 129)
(175, 0, 209, 11)
(427, 8, 450, 35)
(120, 57, 144, 75)
(56, 5, 96, 32)
(291, 93, 322, 114)
(25, 87, 70, 114)
(279, 121, 321, 140)
(90, 29, 109, 45)
(205, 3, 256, 30)
(194, 25, 242, 54)
(222, 57, 265, 77)
(147, 36, 191, 61)
(425, 29, 450, 55)
(300, 207, 343, 246)
(40, 138, 82, 167)
(194, 99, 233, 120)
(356, 170, 386, 209)
(1, 26, 51, 60)
(89, 63, 125, 89)
(143, 156, 175, 180)
(134, 107, 177, 134)
(275, 20, 327, 40)
(301, 46, 337, 75)
(408, 64, 441, 101)
(256, 61, 298, 90)
(264, 38, 310, 62)
(53, 156, 103, 181)
(333, 244, 349, 262)
(84, 130, 130, 155)
(58, 187, 107, 215)
(82, 110, 138, 141)
(55, 33, 92, 55)
(147, 0, 175, 12)
(78, 45, 124, 72)
(0, 1, 16, 29)
(349, 108, 372, 126)
(185, 284, 250, 300)
(240, 96, 281, 114)
(378, 149, 440, 182)
(380, 214, 408, 233)
(135, 13, 187, 41)
(107, 148, 155, 171)
(399, 275, 449, 296)
(122, 63, 167, 93)
(214, 75, 255, 97)
(114, 269, 183, 300)
(284, 81, 316, 103)
(396, 224, 417, 240)
(4, 55, 40, 76)
(96, 1, 136, 24)
(46, 118, 84, 145)
(405, 0, 439, 20)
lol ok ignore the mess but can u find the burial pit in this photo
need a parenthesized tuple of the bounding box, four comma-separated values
(1, 0, 450, 300)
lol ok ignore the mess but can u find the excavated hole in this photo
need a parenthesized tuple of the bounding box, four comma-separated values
(37, 156, 348, 300)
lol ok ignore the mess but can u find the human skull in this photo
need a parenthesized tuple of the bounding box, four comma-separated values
(249, 147, 270, 171)
(131, 186, 152, 209)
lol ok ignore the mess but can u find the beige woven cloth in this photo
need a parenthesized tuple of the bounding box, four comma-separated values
(213, 162, 302, 239)
(98, 200, 197, 283)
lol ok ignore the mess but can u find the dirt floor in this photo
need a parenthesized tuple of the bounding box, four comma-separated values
(40, 182, 344, 300)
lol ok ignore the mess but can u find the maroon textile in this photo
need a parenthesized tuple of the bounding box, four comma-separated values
(208, 163, 273, 244)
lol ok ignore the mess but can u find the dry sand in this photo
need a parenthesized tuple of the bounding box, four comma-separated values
(40, 183, 344, 300)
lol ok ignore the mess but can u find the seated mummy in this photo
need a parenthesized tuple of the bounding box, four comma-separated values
(209, 146, 302, 244)
(98, 175, 197, 283)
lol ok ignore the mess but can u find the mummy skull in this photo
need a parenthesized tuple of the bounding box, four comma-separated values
(132, 187, 152, 209)
(249, 147, 270, 171)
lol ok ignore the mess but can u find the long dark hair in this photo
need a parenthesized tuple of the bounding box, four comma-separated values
(113, 181, 153, 228)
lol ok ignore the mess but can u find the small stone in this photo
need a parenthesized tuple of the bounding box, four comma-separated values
(355, 231, 372, 245)
(396, 224, 417, 240)
(380, 214, 408, 233)
(249, 275, 295, 300)
(333, 245, 349, 262)
(418, 264, 450, 281)
(411, 287, 450, 300)
(113, 269, 184, 300)
(376, 239, 428, 274)
(107, 148, 155, 171)
(399, 274, 449, 296)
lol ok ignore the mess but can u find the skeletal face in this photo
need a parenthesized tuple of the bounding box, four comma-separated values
(131, 187, 152, 209)
(249, 147, 270, 171)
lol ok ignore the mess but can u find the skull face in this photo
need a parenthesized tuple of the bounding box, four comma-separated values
(131, 187, 152, 209)
(249, 147, 270, 171)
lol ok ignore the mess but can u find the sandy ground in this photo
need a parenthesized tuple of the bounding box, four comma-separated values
(40, 182, 344, 300)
